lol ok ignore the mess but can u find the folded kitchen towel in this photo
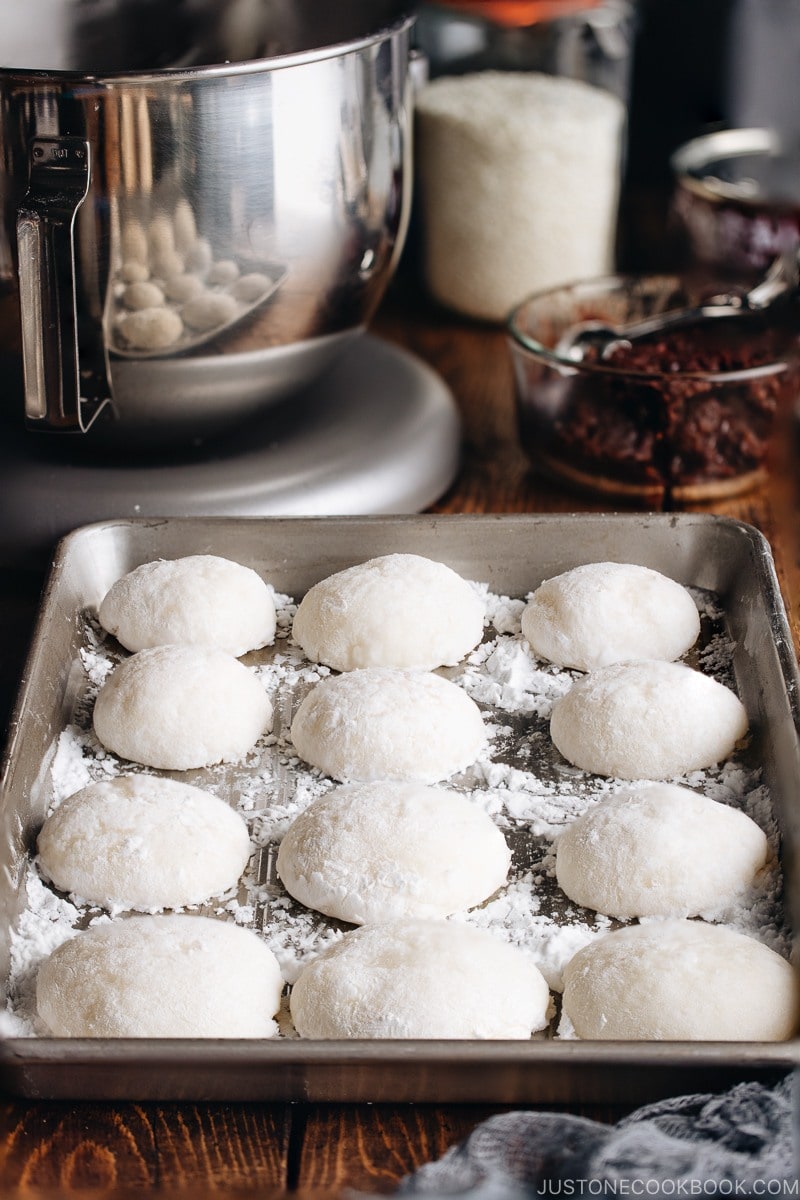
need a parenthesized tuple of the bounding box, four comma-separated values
(397, 1077, 797, 1198)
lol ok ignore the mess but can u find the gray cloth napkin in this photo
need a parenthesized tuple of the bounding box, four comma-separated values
(397, 1077, 797, 1198)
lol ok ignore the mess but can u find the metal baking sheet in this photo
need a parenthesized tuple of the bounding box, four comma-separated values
(0, 513, 798, 1103)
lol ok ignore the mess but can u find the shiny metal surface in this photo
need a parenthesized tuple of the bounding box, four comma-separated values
(0, 3, 414, 439)
(0, 513, 798, 1101)
(0, 336, 462, 568)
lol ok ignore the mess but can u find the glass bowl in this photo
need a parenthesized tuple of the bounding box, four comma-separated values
(507, 273, 800, 503)
(671, 128, 800, 276)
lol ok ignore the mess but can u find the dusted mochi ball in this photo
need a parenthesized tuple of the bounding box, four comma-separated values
(290, 919, 551, 1038)
(292, 553, 485, 672)
(119, 305, 183, 350)
(36, 915, 283, 1038)
(37, 775, 252, 912)
(182, 291, 238, 331)
(290, 668, 487, 784)
(93, 645, 272, 770)
(555, 783, 769, 919)
(276, 782, 510, 924)
(98, 554, 276, 655)
(521, 561, 700, 671)
(207, 258, 241, 285)
(231, 272, 273, 303)
(121, 280, 165, 310)
(549, 660, 748, 780)
(562, 920, 798, 1041)
(164, 273, 205, 302)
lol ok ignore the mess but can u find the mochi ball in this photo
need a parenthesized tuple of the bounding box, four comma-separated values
(276, 782, 510, 924)
(290, 919, 551, 1038)
(207, 258, 241, 285)
(561, 920, 798, 1041)
(555, 783, 769, 919)
(521, 562, 701, 671)
(549, 660, 748, 779)
(36, 915, 283, 1038)
(121, 280, 165, 310)
(118, 260, 150, 284)
(98, 554, 276, 655)
(118, 306, 183, 350)
(292, 553, 486, 672)
(164, 273, 205, 302)
(93, 645, 272, 770)
(290, 668, 488, 783)
(182, 291, 238, 331)
(231, 272, 273, 303)
(37, 775, 252, 912)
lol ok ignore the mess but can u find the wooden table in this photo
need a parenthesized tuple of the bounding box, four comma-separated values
(0, 273, 797, 1197)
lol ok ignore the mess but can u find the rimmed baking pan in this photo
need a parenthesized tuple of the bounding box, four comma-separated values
(0, 513, 798, 1102)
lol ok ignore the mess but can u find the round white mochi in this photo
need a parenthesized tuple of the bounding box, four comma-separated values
(93, 645, 272, 770)
(182, 290, 238, 331)
(290, 918, 550, 1038)
(98, 554, 277, 655)
(231, 272, 273, 302)
(36, 915, 283, 1038)
(292, 553, 486, 672)
(549, 660, 748, 780)
(37, 775, 252, 912)
(562, 920, 798, 1041)
(208, 258, 241, 285)
(164, 272, 205, 302)
(119, 305, 183, 350)
(290, 668, 487, 783)
(277, 782, 510, 924)
(555, 783, 769, 919)
(122, 279, 165, 310)
(521, 562, 701, 672)
(118, 260, 150, 284)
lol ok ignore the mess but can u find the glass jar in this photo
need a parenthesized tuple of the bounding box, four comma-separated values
(412, 1, 635, 322)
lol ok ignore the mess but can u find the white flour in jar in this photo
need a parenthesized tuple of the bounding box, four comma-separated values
(0, 581, 788, 1039)
(414, 71, 626, 321)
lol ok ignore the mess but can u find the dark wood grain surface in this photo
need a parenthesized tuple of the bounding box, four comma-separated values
(0, 271, 797, 1197)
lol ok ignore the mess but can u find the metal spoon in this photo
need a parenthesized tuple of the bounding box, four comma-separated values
(555, 250, 800, 363)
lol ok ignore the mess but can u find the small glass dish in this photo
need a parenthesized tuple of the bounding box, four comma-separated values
(507, 273, 800, 503)
(671, 128, 800, 276)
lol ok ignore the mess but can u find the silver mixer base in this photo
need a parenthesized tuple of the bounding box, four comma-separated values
(1, 336, 462, 567)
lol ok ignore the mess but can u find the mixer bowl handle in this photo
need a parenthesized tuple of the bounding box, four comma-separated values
(17, 137, 110, 433)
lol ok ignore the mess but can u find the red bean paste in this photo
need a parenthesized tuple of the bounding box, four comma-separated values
(517, 311, 800, 496)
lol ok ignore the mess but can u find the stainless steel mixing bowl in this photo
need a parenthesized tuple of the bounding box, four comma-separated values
(0, 1, 414, 442)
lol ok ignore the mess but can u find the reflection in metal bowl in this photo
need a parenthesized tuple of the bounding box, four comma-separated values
(0, 2, 414, 442)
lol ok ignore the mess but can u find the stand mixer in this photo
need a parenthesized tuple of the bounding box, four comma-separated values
(0, 1, 461, 564)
